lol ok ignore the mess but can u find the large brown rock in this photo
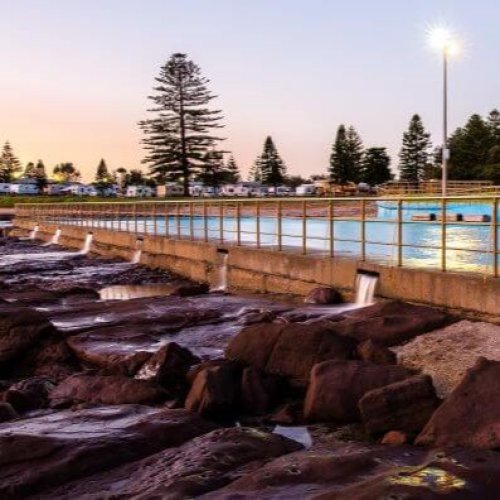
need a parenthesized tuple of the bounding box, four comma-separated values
(359, 375, 440, 435)
(0, 307, 56, 363)
(38, 427, 302, 499)
(226, 321, 356, 384)
(0, 402, 17, 422)
(207, 446, 500, 499)
(304, 360, 413, 422)
(49, 374, 167, 408)
(185, 362, 240, 421)
(0, 405, 215, 497)
(337, 300, 451, 347)
(356, 339, 396, 365)
(240, 366, 280, 415)
(135, 341, 199, 393)
(416, 357, 500, 449)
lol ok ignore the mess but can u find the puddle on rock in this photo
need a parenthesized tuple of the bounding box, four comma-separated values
(99, 284, 179, 301)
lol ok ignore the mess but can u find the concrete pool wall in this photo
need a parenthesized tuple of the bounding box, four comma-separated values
(13, 220, 500, 316)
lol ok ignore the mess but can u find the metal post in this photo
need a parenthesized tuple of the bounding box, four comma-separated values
(256, 200, 261, 249)
(203, 202, 208, 242)
(493, 198, 498, 278)
(441, 198, 447, 272)
(236, 201, 241, 246)
(329, 199, 334, 257)
(397, 199, 403, 267)
(277, 200, 282, 251)
(189, 202, 194, 240)
(153, 203, 157, 236)
(302, 200, 307, 255)
(134, 203, 138, 235)
(176, 203, 181, 238)
(442, 50, 448, 197)
(165, 203, 169, 238)
(219, 202, 224, 243)
(361, 199, 366, 261)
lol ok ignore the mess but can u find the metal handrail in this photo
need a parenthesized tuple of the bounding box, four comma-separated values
(14, 196, 499, 278)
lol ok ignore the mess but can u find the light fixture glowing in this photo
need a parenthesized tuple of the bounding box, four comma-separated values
(427, 26, 461, 56)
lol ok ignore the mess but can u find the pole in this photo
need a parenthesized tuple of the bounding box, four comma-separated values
(442, 49, 448, 197)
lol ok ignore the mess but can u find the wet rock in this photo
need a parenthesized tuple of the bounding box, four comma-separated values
(304, 287, 343, 305)
(39, 427, 301, 499)
(240, 366, 280, 415)
(0, 306, 56, 363)
(172, 282, 210, 296)
(356, 339, 396, 365)
(416, 357, 500, 449)
(338, 300, 452, 346)
(238, 309, 277, 325)
(359, 375, 439, 436)
(0, 405, 216, 497)
(304, 360, 413, 422)
(185, 361, 240, 421)
(207, 446, 500, 499)
(381, 430, 408, 445)
(135, 342, 199, 393)
(49, 373, 168, 408)
(4, 377, 55, 413)
(226, 321, 356, 384)
(0, 402, 17, 422)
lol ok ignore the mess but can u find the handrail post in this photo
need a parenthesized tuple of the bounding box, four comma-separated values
(203, 202, 208, 242)
(256, 200, 261, 249)
(153, 203, 157, 236)
(176, 202, 181, 238)
(134, 203, 138, 235)
(277, 200, 282, 251)
(165, 203, 169, 238)
(219, 201, 224, 243)
(236, 201, 241, 246)
(397, 199, 403, 267)
(302, 200, 307, 255)
(329, 199, 334, 257)
(361, 199, 366, 261)
(441, 198, 447, 272)
(189, 202, 194, 240)
(493, 197, 498, 278)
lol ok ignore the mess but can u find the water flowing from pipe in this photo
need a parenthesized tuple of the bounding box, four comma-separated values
(43, 228, 61, 246)
(355, 272, 378, 306)
(132, 238, 143, 264)
(29, 225, 39, 240)
(80, 233, 93, 255)
(210, 252, 228, 293)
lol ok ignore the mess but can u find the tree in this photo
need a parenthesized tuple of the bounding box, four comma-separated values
(24, 162, 36, 178)
(222, 155, 240, 184)
(488, 108, 500, 145)
(284, 175, 307, 189)
(196, 149, 226, 188)
(360, 147, 393, 186)
(0, 142, 22, 181)
(95, 159, 111, 185)
(398, 114, 432, 184)
(329, 125, 363, 184)
(448, 114, 494, 180)
(252, 136, 287, 187)
(53, 163, 81, 183)
(139, 53, 225, 195)
(34, 160, 48, 191)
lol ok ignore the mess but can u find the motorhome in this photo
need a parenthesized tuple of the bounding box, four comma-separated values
(157, 183, 184, 198)
(126, 185, 155, 198)
(268, 185, 292, 197)
(295, 184, 317, 196)
(9, 179, 40, 195)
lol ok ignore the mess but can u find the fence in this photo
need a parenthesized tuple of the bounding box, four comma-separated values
(15, 196, 500, 277)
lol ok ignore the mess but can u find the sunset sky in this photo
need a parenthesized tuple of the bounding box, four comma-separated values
(1, 0, 499, 181)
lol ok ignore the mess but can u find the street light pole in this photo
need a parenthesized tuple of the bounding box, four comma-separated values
(442, 48, 448, 197)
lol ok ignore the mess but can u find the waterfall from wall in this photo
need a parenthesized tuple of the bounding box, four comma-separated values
(80, 233, 93, 255)
(211, 252, 229, 293)
(29, 225, 39, 240)
(355, 272, 379, 306)
(43, 228, 61, 246)
(132, 238, 143, 264)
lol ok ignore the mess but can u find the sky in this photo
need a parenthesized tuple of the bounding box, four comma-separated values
(0, 0, 499, 181)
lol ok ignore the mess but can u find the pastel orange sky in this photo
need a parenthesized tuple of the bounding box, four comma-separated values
(1, 0, 499, 182)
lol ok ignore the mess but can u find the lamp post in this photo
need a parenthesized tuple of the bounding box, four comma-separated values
(428, 27, 460, 197)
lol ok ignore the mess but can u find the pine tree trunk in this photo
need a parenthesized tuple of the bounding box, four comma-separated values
(178, 78, 190, 197)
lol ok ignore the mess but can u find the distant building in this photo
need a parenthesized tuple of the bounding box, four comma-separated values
(126, 185, 155, 198)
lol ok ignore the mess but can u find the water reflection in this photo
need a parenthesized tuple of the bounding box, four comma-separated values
(99, 284, 177, 300)
(389, 466, 466, 493)
(273, 425, 313, 449)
